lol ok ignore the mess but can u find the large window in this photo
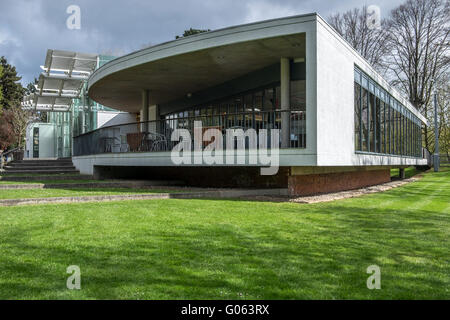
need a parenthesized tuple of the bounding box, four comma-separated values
(354, 66, 422, 157)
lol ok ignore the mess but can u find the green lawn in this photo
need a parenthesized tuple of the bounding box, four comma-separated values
(0, 187, 178, 200)
(390, 167, 420, 178)
(0, 168, 448, 299)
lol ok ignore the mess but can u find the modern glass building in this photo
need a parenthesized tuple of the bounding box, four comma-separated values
(23, 50, 134, 158)
(69, 14, 428, 195)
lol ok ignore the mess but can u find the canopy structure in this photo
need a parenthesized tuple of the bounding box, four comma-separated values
(22, 94, 74, 112)
(42, 49, 98, 77)
(22, 49, 98, 112)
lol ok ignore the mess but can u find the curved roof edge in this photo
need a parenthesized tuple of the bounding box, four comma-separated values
(87, 13, 318, 90)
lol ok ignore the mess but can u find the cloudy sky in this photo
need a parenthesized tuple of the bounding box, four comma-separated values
(0, 0, 405, 85)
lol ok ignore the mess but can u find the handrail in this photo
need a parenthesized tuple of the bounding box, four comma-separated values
(1, 147, 23, 169)
(73, 109, 307, 156)
(1, 146, 22, 157)
(73, 109, 306, 138)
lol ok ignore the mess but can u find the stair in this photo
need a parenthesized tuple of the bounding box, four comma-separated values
(1, 158, 79, 175)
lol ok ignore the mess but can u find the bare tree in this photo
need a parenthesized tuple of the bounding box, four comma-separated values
(383, 0, 450, 151)
(328, 5, 389, 72)
(2, 106, 31, 148)
(435, 75, 450, 160)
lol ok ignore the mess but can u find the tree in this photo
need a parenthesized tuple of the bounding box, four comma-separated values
(0, 56, 24, 112)
(328, 5, 389, 72)
(0, 107, 31, 149)
(24, 77, 38, 95)
(436, 76, 450, 160)
(176, 28, 210, 39)
(0, 64, 3, 111)
(24, 78, 47, 122)
(383, 0, 449, 152)
(0, 111, 14, 150)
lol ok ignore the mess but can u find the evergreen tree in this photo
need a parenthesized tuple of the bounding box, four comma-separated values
(0, 56, 24, 112)
(0, 64, 3, 108)
(176, 28, 210, 39)
(25, 77, 38, 95)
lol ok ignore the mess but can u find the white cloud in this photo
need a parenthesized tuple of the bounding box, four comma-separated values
(0, 0, 406, 85)
(244, 1, 300, 23)
(0, 30, 20, 46)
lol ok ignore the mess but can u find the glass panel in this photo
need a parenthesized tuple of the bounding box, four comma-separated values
(361, 87, 369, 151)
(263, 88, 274, 110)
(254, 90, 263, 111)
(354, 82, 361, 151)
(381, 100, 385, 153)
(394, 109, 398, 155)
(244, 93, 253, 112)
(354, 68, 361, 83)
(275, 86, 281, 109)
(375, 96, 381, 153)
(362, 74, 368, 89)
(290, 80, 306, 111)
(369, 91, 375, 152)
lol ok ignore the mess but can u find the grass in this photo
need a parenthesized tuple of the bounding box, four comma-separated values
(0, 168, 448, 299)
(390, 167, 420, 178)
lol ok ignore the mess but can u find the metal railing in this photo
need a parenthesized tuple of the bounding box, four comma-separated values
(0, 147, 24, 169)
(73, 110, 306, 156)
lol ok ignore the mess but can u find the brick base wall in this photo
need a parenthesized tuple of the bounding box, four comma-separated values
(94, 166, 289, 188)
(288, 169, 391, 196)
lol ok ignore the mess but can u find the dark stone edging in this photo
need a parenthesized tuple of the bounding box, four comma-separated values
(0, 175, 93, 181)
(0, 189, 288, 207)
(0, 182, 181, 190)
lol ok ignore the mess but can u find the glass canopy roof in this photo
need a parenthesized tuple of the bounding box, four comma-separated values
(22, 49, 98, 112)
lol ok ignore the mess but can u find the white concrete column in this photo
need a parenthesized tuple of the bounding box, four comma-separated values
(280, 57, 291, 148)
(141, 90, 149, 132)
(148, 104, 160, 133)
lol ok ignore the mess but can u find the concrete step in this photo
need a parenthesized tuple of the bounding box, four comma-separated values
(1, 169, 79, 175)
(5, 165, 76, 170)
(0, 181, 184, 190)
(0, 174, 92, 181)
(10, 161, 73, 166)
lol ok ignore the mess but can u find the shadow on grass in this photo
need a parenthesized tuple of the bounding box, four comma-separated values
(0, 201, 448, 300)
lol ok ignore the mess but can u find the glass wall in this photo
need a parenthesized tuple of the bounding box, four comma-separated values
(354, 66, 422, 157)
(48, 111, 72, 158)
(165, 81, 306, 118)
(162, 81, 306, 148)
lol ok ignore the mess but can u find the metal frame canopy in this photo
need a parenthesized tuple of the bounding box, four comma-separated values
(22, 94, 73, 112)
(42, 49, 98, 76)
(22, 49, 98, 112)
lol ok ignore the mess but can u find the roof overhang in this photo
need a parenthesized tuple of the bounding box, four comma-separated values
(88, 14, 316, 113)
